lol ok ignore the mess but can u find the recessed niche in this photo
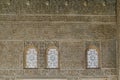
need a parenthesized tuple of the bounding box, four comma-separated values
(46, 46, 59, 69)
(86, 45, 100, 69)
(24, 45, 38, 69)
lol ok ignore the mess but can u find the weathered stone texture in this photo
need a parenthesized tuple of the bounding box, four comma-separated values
(0, 15, 116, 22)
(0, 23, 117, 40)
(0, 0, 116, 15)
(0, 37, 117, 79)
(60, 41, 85, 69)
(0, 0, 117, 80)
(0, 41, 23, 69)
(0, 40, 114, 79)
(101, 40, 116, 68)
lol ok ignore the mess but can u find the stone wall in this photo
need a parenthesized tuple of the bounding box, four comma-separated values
(0, 0, 116, 15)
(0, 0, 117, 80)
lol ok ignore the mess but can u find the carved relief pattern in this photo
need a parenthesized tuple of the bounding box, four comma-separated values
(87, 49, 98, 68)
(47, 49, 58, 68)
(26, 48, 37, 68)
(0, 0, 116, 15)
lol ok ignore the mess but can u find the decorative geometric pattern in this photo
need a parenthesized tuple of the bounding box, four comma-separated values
(87, 49, 99, 68)
(25, 47, 38, 68)
(0, 0, 116, 15)
(47, 48, 59, 68)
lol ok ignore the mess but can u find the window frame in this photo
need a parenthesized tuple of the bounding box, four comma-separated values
(86, 45, 100, 69)
(45, 46, 60, 69)
(24, 45, 38, 69)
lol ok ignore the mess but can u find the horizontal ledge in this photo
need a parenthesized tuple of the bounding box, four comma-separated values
(0, 21, 116, 24)
(0, 14, 116, 16)
(0, 39, 116, 42)
(0, 14, 116, 22)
